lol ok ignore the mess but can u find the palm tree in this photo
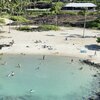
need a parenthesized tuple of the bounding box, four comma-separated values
(8, 0, 12, 33)
(50, 2, 64, 26)
(82, 9, 87, 38)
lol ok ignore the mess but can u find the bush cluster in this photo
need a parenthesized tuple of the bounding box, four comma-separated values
(17, 26, 32, 31)
(0, 18, 5, 24)
(17, 25, 59, 32)
(10, 16, 29, 23)
(86, 18, 100, 30)
(97, 37, 100, 43)
(38, 25, 59, 31)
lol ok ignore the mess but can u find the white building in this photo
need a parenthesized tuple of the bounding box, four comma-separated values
(62, 3, 97, 11)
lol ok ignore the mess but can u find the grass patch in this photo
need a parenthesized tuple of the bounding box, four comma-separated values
(16, 25, 59, 32)
(0, 18, 5, 24)
(38, 25, 59, 31)
(17, 26, 32, 32)
(60, 11, 77, 15)
(10, 16, 29, 23)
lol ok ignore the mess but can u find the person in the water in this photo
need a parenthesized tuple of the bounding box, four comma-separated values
(71, 59, 73, 62)
(17, 64, 21, 68)
(11, 71, 15, 76)
(7, 71, 15, 77)
(29, 89, 35, 93)
(1, 61, 7, 65)
(35, 67, 39, 70)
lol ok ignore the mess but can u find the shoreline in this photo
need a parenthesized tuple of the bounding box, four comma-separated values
(0, 50, 99, 64)
(0, 26, 100, 100)
(0, 26, 100, 63)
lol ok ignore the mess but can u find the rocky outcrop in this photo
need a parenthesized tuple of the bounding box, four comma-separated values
(88, 92, 100, 100)
(82, 59, 100, 69)
(0, 40, 14, 49)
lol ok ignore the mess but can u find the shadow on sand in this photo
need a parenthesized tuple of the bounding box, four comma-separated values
(85, 44, 100, 51)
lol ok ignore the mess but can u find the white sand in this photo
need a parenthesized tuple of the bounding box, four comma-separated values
(0, 25, 100, 63)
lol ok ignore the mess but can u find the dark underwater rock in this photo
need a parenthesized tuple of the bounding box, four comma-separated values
(81, 59, 100, 69)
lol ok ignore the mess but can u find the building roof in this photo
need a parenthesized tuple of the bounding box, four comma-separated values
(64, 3, 97, 8)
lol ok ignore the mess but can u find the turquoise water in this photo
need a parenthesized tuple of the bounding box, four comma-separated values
(0, 55, 99, 100)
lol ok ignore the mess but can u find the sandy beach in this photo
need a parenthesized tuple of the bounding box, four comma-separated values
(0, 25, 100, 63)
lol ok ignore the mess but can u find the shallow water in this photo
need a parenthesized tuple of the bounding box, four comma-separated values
(0, 55, 99, 100)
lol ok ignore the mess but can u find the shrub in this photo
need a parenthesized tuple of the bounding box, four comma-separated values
(96, 37, 100, 43)
(38, 25, 59, 31)
(50, 2, 64, 14)
(10, 16, 29, 23)
(87, 12, 97, 15)
(86, 18, 100, 29)
(97, 24, 100, 30)
(17, 26, 32, 31)
(17, 25, 59, 32)
(78, 11, 85, 15)
(0, 18, 5, 24)
(60, 11, 77, 15)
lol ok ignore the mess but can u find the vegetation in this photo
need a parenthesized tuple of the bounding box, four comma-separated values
(60, 11, 77, 15)
(0, 18, 5, 24)
(86, 18, 100, 29)
(96, 37, 100, 43)
(10, 16, 29, 23)
(0, 0, 99, 29)
(38, 25, 59, 31)
(50, 2, 64, 14)
(0, 18, 5, 32)
(0, 0, 99, 15)
(17, 26, 32, 31)
(17, 25, 59, 31)
(50, 2, 64, 25)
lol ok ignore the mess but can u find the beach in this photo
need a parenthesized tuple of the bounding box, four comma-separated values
(0, 25, 100, 63)
(0, 25, 100, 100)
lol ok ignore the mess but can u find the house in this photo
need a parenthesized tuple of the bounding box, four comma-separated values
(61, 3, 97, 11)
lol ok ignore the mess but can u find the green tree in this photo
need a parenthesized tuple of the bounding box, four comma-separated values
(51, 2, 64, 14)
(50, 2, 64, 25)
(96, 37, 100, 43)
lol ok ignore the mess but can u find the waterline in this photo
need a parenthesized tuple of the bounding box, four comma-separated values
(0, 55, 99, 100)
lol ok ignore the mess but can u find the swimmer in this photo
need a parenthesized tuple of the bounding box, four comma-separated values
(1, 61, 7, 65)
(7, 73, 11, 77)
(11, 71, 15, 76)
(7, 71, 15, 77)
(29, 89, 35, 93)
(79, 67, 83, 70)
(35, 67, 39, 70)
(17, 64, 21, 68)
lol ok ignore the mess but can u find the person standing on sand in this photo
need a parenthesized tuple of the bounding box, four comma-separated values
(94, 50, 97, 56)
(43, 55, 45, 60)
(71, 59, 73, 62)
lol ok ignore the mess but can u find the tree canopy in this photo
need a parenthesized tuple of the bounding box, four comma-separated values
(97, 37, 100, 43)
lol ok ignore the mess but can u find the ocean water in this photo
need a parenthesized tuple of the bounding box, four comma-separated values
(0, 54, 99, 100)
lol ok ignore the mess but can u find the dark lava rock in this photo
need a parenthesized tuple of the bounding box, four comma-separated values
(93, 74, 97, 77)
